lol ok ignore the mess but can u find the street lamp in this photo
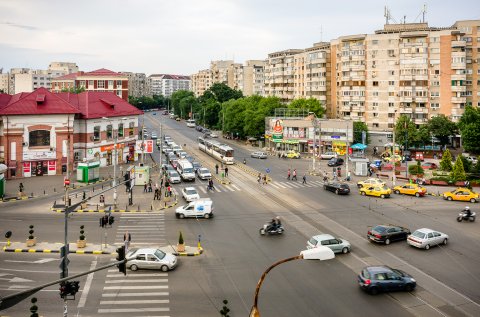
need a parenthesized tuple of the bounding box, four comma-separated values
(249, 247, 335, 317)
(309, 112, 318, 172)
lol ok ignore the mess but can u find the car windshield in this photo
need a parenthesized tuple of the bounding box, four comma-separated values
(183, 168, 194, 173)
(154, 250, 166, 260)
(186, 189, 197, 195)
(200, 169, 209, 174)
(412, 231, 426, 239)
(169, 171, 179, 177)
(391, 269, 406, 277)
(373, 226, 386, 233)
(340, 185, 349, 189)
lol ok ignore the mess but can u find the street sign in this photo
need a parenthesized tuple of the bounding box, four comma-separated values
(266, 168, 271, 174)
(64, 179, 70, 186)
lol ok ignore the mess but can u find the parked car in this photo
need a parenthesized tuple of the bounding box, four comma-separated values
(197, 167, 212, 180)
(383, 154, 402, 163)
(466, 156, 478, 165)
(182, 187, 200, 202)
(125, 248, 177, 272)
(307, 234, 351, 254)
(421, 162, 438, 170)
(170, 159, 179, 169)
(286, 150, 301, 159)
(251, 151, 268, 159)
(185, 155, 195, 163)
(393, 184, 427, 197)
(327, 158, 344, 167)
(151, 132, 158, 139)
(209, 132, 219, 138)
(357, 178, 386, 188)
(367, 225, 411, 245)
(167, 170, 181, 184)
(323, 182, 350, 195)
(403, 151, 412, 161)
(320, 152, 338, 160)
(358, 266, 416, 295)
(443, 188, 478, 203)
(359, 185, 391, 199)
(177, 151, 188, 159)
(407, 228, 449, 250)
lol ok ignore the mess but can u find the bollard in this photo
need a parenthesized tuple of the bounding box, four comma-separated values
(44, 190, 46, 195)
(137, 205, 140, 211)
(165, 201, 167, 207)
(54, 188, 56, 193)
(75, 193, 77, 198)
(102, 184, 104, 190)
(150, 204, 153, 210)
(97, 204, 99, 211)
(30, 192, 33, 197)
(92, 186, 95, 192)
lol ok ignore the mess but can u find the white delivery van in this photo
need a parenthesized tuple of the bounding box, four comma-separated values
(177, 159, 195, 181)
(176, 198, 213, 219)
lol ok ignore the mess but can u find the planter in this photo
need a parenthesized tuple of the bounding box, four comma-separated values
(177, 244, 185, 252)
(430, 180, 448, 186)
(77, 239, 86, 248)
(26, 238, 36, 247)
(81, 202, 88, 209)
(394, 171, 400, 175)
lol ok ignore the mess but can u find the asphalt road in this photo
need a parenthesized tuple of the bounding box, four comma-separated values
(0, 113, 479, 316)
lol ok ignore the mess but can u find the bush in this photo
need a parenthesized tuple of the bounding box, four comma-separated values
(430, 176, 451, 182)
(451, 156, 467, 182)
(178, 231, 184, 245)
(409, 164, 421, 175)
(440, 149, 453, 171)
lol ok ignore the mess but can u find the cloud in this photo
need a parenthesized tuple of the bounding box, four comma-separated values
(1, 21, 39, 31)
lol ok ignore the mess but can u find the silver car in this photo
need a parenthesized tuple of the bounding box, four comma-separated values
(126, 248, 177, 272)
(407, 228, 448, 250)
(197, 167, 212, 180)
(251, 151, 267, 159)
(321, 151, 338, 160)
(168, 170, 181, 184)
(307, 234, 351, 254)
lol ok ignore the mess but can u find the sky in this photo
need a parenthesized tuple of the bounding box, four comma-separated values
(1, 0, 479, 76)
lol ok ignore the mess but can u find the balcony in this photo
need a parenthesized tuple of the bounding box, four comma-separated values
(451, 63, 466, 70)
(414, 107, 427, 113)
(399, 107, 413, 113)
(451, 74, 467, 81)
(451, 85, 466, 92)
(414, 118, 427, 125)
(451, 40, 466, 48)
(400, 96, 413, 103)
(451, 96, 467, 103)
(414, 97, 428, 103)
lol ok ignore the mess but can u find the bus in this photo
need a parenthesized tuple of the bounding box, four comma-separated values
(198, 137, 234, 164)
(186, 119, 196, 128)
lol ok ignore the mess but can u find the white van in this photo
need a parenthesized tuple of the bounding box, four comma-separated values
(176, 198, 213, 219)
(177, 159, 195, 181)
(186, 119, 196, 128)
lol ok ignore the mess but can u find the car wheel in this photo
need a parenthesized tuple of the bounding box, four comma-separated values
(323, 185, 327, 190)
(342, 247, 349, 254)
(470, 198, 476, 203)
(447, 196, 452, 201)
(385, 238, 390, 245)
(361, 191, 366, 196)
(443, 238, 448, 245)
(404, 284, 414, 292)
(394, 190, 400, 194)
(335, 189, 340, 195)
(130, 264, 138, 271)
(178, 214, 185, 219)
(357, 184, 362, 188)
(415, 192, 420, 197)
(381, 194, 386, 199)
(369, 287, 379, 295)
(160, 265, 169, 272)
(204, 213, 210, 219)
(425, 244, 430, 250)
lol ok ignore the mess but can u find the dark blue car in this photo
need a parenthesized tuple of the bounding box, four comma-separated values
(358, 266, 416, 295)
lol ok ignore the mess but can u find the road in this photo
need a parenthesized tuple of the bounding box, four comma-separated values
(0, 112, 479, 316)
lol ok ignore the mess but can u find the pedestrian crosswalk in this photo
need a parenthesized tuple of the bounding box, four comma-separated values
(97, 213, 171, 315)
(171, 182, 242, 195)
(268, 180, 326, 189)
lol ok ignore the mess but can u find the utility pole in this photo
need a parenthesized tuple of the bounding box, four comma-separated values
(392, 125, 396, 186)
(345, 122, 349, 177)
(141, 115, 145, 165)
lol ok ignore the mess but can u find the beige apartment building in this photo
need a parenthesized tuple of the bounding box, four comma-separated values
(191, 69, 213, 97)
(264, 49, 302, 103)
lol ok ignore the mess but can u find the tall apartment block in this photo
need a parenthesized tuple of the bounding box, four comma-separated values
(122, 72, 151, 98)
(191, 69, 212, 97)
(264, 49, 302, 103)
(149, 74, 191, 97)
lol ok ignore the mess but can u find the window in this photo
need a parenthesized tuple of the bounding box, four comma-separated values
(373, 123, 379, 128)
(118, 123, 124, 137)
(373, 113, 379, 117)
(129, 122, 134, 136)
(108, 80, 114, 88)
(388, 102, 395, 107)
(373, 81, 379, 86)
(29, 130, 50, 147)
(106, 124, 113, 139)
(389, 81, 395, 86)
(97, 80, 105, 89)
(388, 70, 395, 76)
(93, 126, 100, 141)
(88, 80, 94, 88)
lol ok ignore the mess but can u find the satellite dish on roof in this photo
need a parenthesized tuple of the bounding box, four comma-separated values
(0, 164, 7, 174)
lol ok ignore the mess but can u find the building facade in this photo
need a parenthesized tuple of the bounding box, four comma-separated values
(121, 72, 151, 98)
(149, 74, 191, 97)
(264, 49, 302, 103)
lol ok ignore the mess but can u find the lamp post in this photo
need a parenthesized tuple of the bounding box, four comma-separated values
(249, 247, 334, 317)
(309, 112, 319, 172)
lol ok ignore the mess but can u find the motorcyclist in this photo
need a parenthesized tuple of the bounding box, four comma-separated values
(275, 216, 282, 229)
(243, 158, 247, 164)
(464, 206, 472, 218)
(267, 218, 276, 232)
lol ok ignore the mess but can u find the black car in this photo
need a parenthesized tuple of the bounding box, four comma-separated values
(327, 158, 344, 167)
(323, 182, 350, 195)
(367, 225, 411, 245)
(358, 266, 416, 295)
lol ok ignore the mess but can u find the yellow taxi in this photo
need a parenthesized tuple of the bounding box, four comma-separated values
(357, 178, 386, 188)
(383, 154, 402, 162)
(286, 150, 301, 159)
(393, 184, 427, 197)
(359, 185, 391, 199)
(443, 188, 478, 203)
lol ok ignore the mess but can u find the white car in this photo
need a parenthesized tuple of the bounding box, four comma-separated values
(182, 187, 200, 202)
(125, 248, 177, 272)
(251, 151, 267, 159)
(407, 228, 449, 250)
(167, 170, 181, 184)
(210, 132, 219, 138)
(151, 132, 158, 139)
(197, 168, 212, 180)
(320, 152, 338, 160)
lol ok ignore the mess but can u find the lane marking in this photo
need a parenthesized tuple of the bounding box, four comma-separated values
(77, 259, 96, 308)
(100, 299, 169, 305)
(102, 292, 169, 297)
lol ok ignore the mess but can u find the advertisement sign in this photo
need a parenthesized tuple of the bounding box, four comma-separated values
(23, 162, 31, 173)
(100, 143, 125, 152)
(48, 160, 56, 171)
(22, 151, 56, 161)
(135, 140, 153, 153)
(271, 119, 284, 142)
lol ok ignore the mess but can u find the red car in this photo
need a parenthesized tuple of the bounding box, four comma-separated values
(422, 162, 438, 170)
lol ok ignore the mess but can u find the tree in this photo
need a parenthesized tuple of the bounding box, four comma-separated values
(288, 98, 325, 118)
(440, 149, 453, 172)
(459, 155, 473, 173)
(451, 156, 466, 182)
(61, 86, 85, 94)
(414, 125, 431, 147)
(426, 115, 457, 146)
(207, 83, 243, 103)
(394, 115, 416, 148)
(353, 121, 369, 145)
(171, 90, 195, 117)
(458, 106, 480, 154)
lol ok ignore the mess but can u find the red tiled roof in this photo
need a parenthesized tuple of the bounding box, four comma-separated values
(0, 88, 80, 115)
(57, 91, 143, 119)
(80, 68, 124, 77)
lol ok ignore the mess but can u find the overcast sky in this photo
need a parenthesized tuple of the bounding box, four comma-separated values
(1, 0, 479, 76)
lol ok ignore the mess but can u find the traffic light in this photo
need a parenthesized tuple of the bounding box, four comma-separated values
(116, 246, 126, 275)
(59, 282, 68, 298)
(69, 281, 80, 295)
(124, 173, 131, 191)
(108, 215, 115, 226)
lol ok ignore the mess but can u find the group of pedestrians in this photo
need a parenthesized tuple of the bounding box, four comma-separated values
(257, 173, 268, 185)
(286, 168, 307, 184)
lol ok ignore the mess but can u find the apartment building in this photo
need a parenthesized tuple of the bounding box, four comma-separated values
(264, 49, 302, 103)
(122, 72, 151, 98)
(48, 62, 79, 76)
(149, 74, 191, 97)
(191, 69, 212, 97)
(51, 68, 129, 101)
(242, 60, 266, 96)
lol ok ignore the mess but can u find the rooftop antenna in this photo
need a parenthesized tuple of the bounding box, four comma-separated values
(384, 6, 398, 24)
(423, 4, 427, 23)
(320, 25, 323, 42)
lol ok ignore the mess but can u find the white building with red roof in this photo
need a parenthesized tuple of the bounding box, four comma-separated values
(51, 68, 129, 101)
(0, 88, 143, 179)
(149, 74, 191, 97)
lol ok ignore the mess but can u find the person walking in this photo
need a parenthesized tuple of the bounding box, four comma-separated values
(257, 173, 262, 184)
(225, 167, 229, 177)
(215, 164, 219, 175)
(287, 168, 291, 180)
(123, 231, 132, 248)
(154, 183, 160, 200)
(144, 183, 148, 193)
(263, 174, 267, 185)
(292, 169, 297, 181)
(148, 180, 153, 192)
(19, 182, 24, 193)
(302, 173, 307, 184)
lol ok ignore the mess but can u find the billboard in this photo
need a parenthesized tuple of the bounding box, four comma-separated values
(135, 140, 154, 153)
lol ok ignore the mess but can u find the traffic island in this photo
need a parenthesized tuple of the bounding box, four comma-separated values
(3, 242, 117, 254)
(159, 245, 204, 256)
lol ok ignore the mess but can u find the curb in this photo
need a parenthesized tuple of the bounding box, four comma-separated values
(173, 247, 203, 256)
(0, 196, 33, 203)
(234, 162, 272, 183)
(51, 200, 178, 213)
(3, 246, 114, 254)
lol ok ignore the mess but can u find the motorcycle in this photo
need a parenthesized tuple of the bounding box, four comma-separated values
(457, 211, 476, 222)
(259, 223, 285, 235)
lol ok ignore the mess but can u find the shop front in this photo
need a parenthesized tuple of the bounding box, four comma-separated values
(22, 151, 57, 177)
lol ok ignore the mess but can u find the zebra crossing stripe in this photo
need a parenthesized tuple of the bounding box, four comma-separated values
(231, 184, 241, 191)
(199, 186, 207, 193)
(102, 292, 169, 297)
(269, 182, 281, 188)
(98, 307, 169, 313)
(100, 299, 169, 305)
(103, 285, 168, 290)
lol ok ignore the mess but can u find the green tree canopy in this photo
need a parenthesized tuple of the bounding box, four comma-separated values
(451, 156, 466, 181)
(394, 115, 417, 147)
(426, 115, 457, 146)
(206, 83, 243, 103)
(287, 98, 325, 118)
(458, 106, 480, 154)
(171, 90, 195, 117)
(353, 121, 369, 145)
(440, 149, 453, 172)
(61, 86, 86, 94)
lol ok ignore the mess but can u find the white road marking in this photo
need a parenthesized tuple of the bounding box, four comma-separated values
(77, 260, 96, 308)
(231, 184, 241, 191)
(103, 285, 168, 290)
(102, 292, 169, 297)
(105, 279, 168, 284)
(98, 308, 169, 313)
(100, 299, 169, 305)
(106, 273, 167, 278)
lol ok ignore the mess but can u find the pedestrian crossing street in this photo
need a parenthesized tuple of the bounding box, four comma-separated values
(98, 212, 171, 316)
